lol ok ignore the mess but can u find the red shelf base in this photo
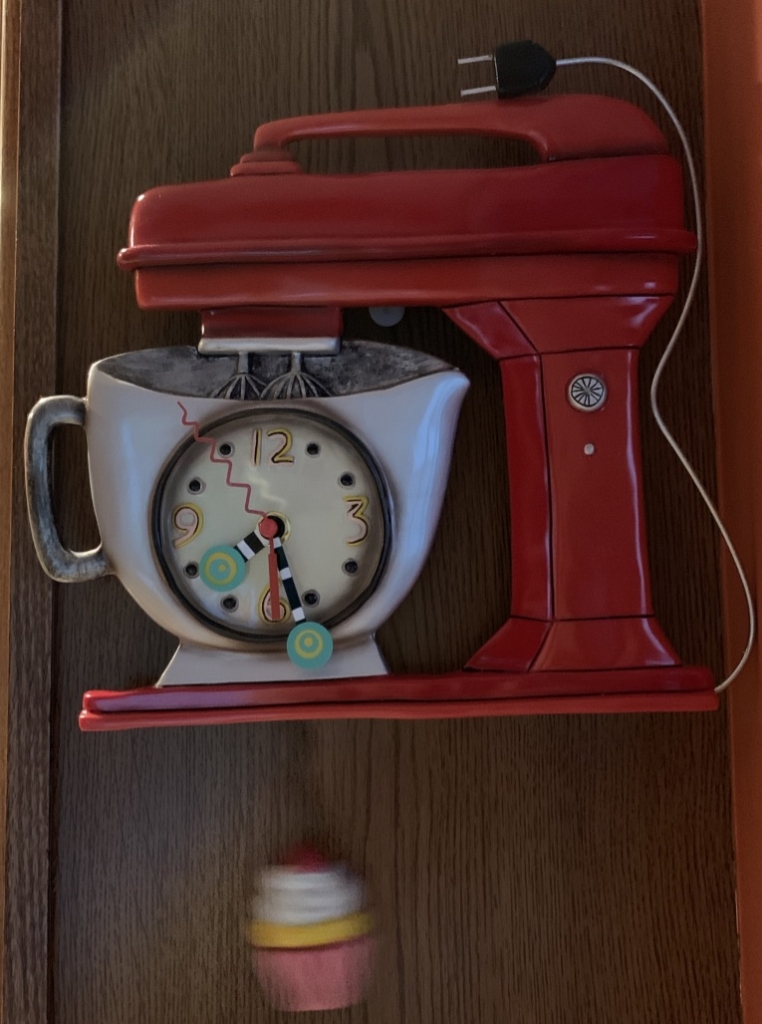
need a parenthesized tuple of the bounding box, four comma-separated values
(79, 666, 718, 732)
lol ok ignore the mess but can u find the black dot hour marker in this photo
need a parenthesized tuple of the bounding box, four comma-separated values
(188, 478, 204, 493)
(343, 559, 359, 575)
(340, 473, 355, 487)
(184, 562, 199, 578)
(303, 590, 320, 606)
(306, 442, 320, 456)
(221, 595, 238, 611)
(218, 442, 234, 457)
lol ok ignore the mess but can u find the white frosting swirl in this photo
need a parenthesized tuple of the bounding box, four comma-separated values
(253, 864, 365, 926)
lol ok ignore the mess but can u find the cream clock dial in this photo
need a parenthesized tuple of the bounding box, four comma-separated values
(153, 407, 390, 655)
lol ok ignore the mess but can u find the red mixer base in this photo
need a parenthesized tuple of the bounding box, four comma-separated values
(79, 666, 717, 731)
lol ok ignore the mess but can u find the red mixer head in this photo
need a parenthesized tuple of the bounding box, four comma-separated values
(117, 94, 694, 315)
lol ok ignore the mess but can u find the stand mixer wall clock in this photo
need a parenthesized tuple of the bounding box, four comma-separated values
(25, 45, 754, 731)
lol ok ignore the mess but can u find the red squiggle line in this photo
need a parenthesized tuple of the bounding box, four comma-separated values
(178, 402, 265, 517)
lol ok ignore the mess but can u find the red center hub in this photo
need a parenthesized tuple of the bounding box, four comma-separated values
(258, 515, 279, 540)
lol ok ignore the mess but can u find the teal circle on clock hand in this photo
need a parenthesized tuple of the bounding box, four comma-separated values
(287, 622, 334, 669)
(199, 545, 246, 592)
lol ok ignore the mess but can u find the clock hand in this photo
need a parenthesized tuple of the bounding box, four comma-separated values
(233, 521, 268, 563)
(258, 520, 305, 625)
(257, 522, 334, 669)
(236, 515, 303, 625)
(200, 515, 273, 594)
(267, 541, 282, 622)
(274, 539, 306, 624)
(232, 514, 333, 668)
(257, 518, 284, 624)
(220, 513, 332, 671)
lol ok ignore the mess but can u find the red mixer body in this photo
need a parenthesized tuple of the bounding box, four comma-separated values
(80, 94, 717, 730)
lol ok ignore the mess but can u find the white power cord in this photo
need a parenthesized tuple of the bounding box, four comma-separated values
(459, 52, 756, 693)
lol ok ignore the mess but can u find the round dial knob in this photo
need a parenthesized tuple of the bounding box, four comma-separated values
(567, 373, 607, 412)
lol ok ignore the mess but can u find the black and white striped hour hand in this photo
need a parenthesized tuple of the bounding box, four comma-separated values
(235, 525, 266, 563)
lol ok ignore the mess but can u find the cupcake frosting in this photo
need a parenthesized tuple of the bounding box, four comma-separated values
(254, 864, 365, 926)
(249, 860, 372, 949)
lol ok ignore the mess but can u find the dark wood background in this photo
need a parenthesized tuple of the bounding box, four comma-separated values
(1, 0, 741, 1022)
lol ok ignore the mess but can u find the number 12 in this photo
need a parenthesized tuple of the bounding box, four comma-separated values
(251, 428, 294, 466)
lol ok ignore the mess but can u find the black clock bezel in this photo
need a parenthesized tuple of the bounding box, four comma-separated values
(151, 406, 393, 645)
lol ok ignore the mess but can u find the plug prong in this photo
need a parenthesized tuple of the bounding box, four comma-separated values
(457, 54, 492, 65)
(460, 85, 497, 97)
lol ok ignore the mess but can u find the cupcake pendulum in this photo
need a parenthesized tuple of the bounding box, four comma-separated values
(247, 848, 375, 1012)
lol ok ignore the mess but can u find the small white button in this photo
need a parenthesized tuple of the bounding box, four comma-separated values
(584, 443, 596, 455)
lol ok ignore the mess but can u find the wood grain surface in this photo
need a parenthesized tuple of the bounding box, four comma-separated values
(0, 0, 61, 1021)
(0, 0, 742, 1021)
(702, 0, 762, 1019)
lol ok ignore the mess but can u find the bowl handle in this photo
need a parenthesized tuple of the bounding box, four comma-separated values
(25, 396, 111, 582)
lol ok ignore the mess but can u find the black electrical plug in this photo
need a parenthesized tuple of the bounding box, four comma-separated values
(458, 40, 557, 99)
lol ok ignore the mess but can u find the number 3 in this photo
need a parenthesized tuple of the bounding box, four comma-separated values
(344, 496, 369, 545)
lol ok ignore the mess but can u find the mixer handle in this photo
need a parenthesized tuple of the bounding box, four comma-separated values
(25, 396, 112, 583)
(250, 95, 668, 164)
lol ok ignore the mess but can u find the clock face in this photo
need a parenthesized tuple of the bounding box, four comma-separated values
(153, 408, 390, 643)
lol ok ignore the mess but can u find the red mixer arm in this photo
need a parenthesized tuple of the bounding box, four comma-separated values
(246, 95, 668, 166)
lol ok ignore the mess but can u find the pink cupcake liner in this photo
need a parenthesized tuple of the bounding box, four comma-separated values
(253, 935, 375, 1011)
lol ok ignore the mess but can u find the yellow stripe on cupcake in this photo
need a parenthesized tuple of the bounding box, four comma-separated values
(249, 910, 373, 949)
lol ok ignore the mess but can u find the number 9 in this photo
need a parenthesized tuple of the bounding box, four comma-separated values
(172, 503, 203, 547)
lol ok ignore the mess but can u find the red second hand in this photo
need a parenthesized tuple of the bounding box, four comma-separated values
(259, 516, 281, 623)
